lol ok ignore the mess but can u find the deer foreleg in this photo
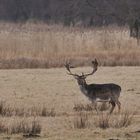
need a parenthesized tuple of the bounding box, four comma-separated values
(110, 101, 116, 114)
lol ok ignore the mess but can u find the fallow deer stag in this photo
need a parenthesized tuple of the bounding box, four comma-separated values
(65, 59, 121, 114)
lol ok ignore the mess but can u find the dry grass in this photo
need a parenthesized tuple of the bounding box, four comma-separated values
(73, 112, 89, 129)
(73, 109, 136, 130)
(73, 103, 110, 112)
(0, 22, 140, 69)
(73, 103, 94, 112)
(0, 100, 56, 117)
(95, 110, 135, 129)
(0, 117, 41, 135)
(112, 110, 135, 128)
(96, 113, 110, 129)
(0, 62, 139, 139)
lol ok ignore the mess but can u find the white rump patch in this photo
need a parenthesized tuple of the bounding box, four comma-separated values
(96, 98, 111, 102)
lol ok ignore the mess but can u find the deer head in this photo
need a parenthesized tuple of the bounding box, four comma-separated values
(65, 59, 98, 86)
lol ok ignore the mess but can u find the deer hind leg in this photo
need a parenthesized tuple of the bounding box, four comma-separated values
(116, 100, 121, 113)
(95, 102, 99, 115)
(110, 101, 116, 114)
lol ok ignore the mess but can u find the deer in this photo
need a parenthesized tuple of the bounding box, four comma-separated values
(65, 59, 121, 114)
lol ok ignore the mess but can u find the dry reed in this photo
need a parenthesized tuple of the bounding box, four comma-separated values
(0, 23, 140, 69)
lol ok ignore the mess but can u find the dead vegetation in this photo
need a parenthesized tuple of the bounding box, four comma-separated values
(0, 61, 139, 139)
(73, 109, 136, 129)
(0, 117, 41, 135)
(112, 110, 135, 128)
(96, 113, 110, 129)
(0, 100, 56, 117)
(73, 103, 94, 112)
(73, 103, 110, 112)
(73, 112, 89, 129)
(0, 23, 140, 69)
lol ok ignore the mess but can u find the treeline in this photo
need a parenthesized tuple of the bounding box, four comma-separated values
(0, 0, 140, 26)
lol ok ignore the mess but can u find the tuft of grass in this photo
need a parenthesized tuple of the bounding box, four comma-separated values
(73, 109, 136, 129)
(0, 100, 56, 117)
(73, 112, 89, 129)
(0, 120, 7, 133)
(112, 110, 135, 128)
(98, 102, 110, 111)
(73, 103, 110, 112)
(95, 110, 136, 129)
(0, 117, 42, 135)
(10, 118, 42, 135)
(73, 103, 94, 112)
(95, 113, 110, 129)
(40, 106, 56, 117)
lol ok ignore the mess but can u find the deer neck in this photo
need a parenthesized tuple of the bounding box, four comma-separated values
(78, 82, 88, 96)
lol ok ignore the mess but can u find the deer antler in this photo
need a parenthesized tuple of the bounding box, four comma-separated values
(65, 59, 98, 77)
(84, 59, 98, 77)
(65, 62, 79, 77)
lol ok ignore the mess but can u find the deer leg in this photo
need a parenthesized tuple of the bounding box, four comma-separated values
(116, 100, 121, 113)
(92, 101, 98, 115)
(110, 101, 116, 114)
(95, 102, 99, 115)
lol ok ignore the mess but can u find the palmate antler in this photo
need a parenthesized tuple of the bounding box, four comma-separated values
(65, 59, 98, 78)
(64, 62, 79, 77)
(84, 59, 98, 77)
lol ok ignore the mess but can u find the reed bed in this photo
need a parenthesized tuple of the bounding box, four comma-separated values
(0, 23, 139, 69)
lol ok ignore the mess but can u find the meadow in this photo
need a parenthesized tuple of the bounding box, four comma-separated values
(0, 67, 139, 140)
(0, 23, 139, 140)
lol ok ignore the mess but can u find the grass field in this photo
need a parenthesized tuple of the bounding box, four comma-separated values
(0, 23, 140, 68)
(0, 23, 139, 139)
(0, 67, 139, 140)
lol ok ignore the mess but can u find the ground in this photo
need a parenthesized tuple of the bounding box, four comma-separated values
(0, 67, 139, 140)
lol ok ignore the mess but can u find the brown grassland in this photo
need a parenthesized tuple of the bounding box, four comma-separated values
(0, 23, 139, 140)
(0, 67, 139, 140)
